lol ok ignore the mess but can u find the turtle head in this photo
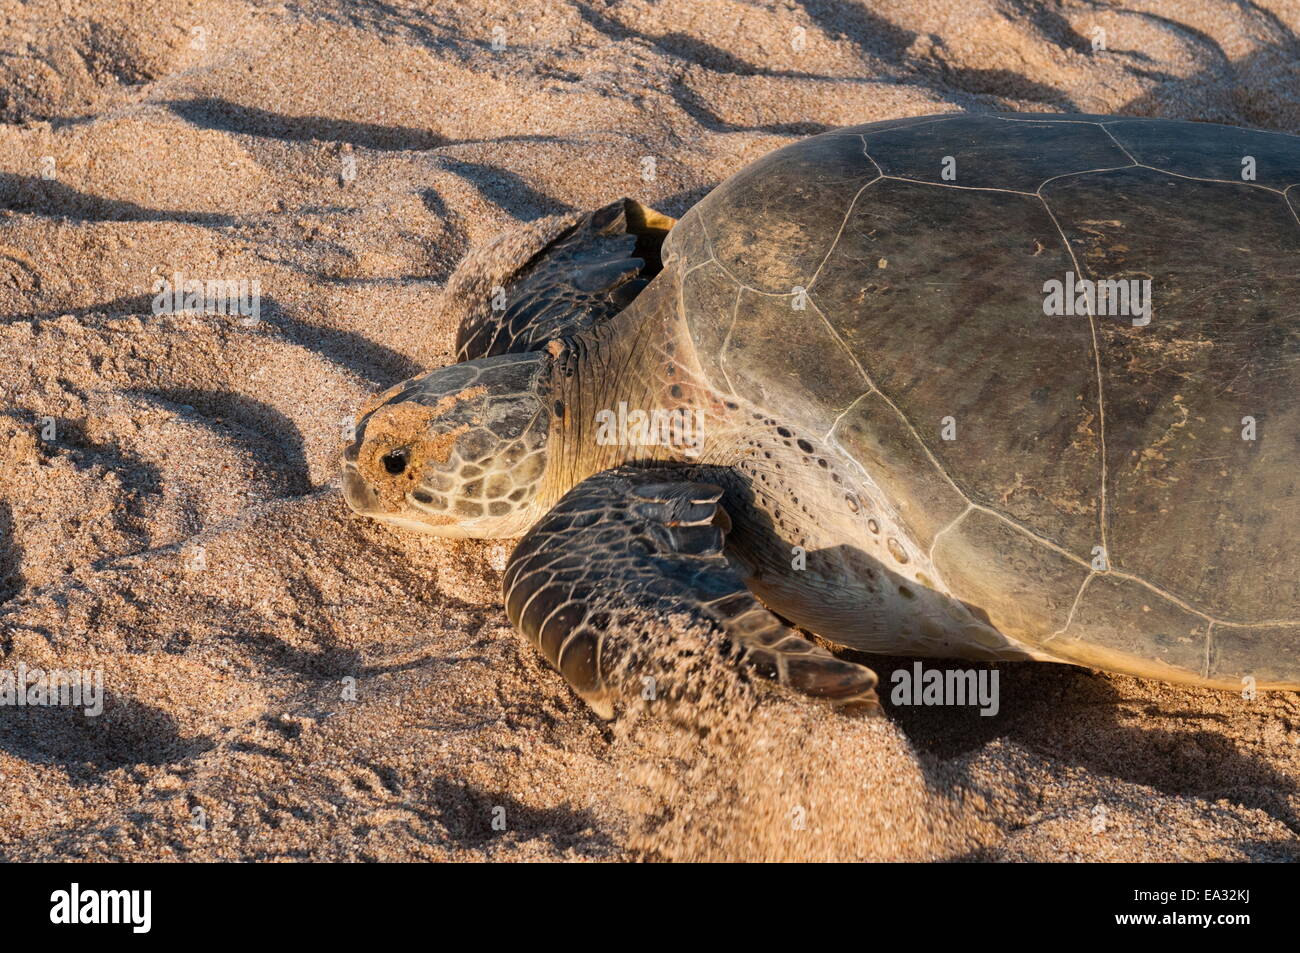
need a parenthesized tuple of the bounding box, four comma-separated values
(340, 353, 553, 538)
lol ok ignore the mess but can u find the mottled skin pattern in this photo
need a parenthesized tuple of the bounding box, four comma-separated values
(343, 354, 551, 538)
(343, 114, 1300, 716)
(503, 468, 879, 717)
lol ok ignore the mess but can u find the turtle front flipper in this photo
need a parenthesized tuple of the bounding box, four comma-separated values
(503, 467, 879, 718)
(451, 198, 675, 362)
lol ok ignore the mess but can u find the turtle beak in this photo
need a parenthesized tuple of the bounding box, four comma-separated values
(341, 457, 463, 533)
(341, 462, 373, 515)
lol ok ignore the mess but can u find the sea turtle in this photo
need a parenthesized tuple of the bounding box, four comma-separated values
(341, 113, 1300, 717)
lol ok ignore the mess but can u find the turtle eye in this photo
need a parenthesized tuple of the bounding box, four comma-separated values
(381, 449, 409, 475)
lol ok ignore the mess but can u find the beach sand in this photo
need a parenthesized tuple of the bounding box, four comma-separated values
(1, 0, 1297, 861)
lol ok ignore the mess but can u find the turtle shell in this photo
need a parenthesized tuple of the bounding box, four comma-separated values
(663, 113, 1300, 686)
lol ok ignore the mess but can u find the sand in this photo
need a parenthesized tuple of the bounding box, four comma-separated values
(1, 0, 1298, 861)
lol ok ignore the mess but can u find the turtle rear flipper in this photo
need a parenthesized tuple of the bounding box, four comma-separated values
(503, 467, 880, 718)
(452, 198, 675, 362)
